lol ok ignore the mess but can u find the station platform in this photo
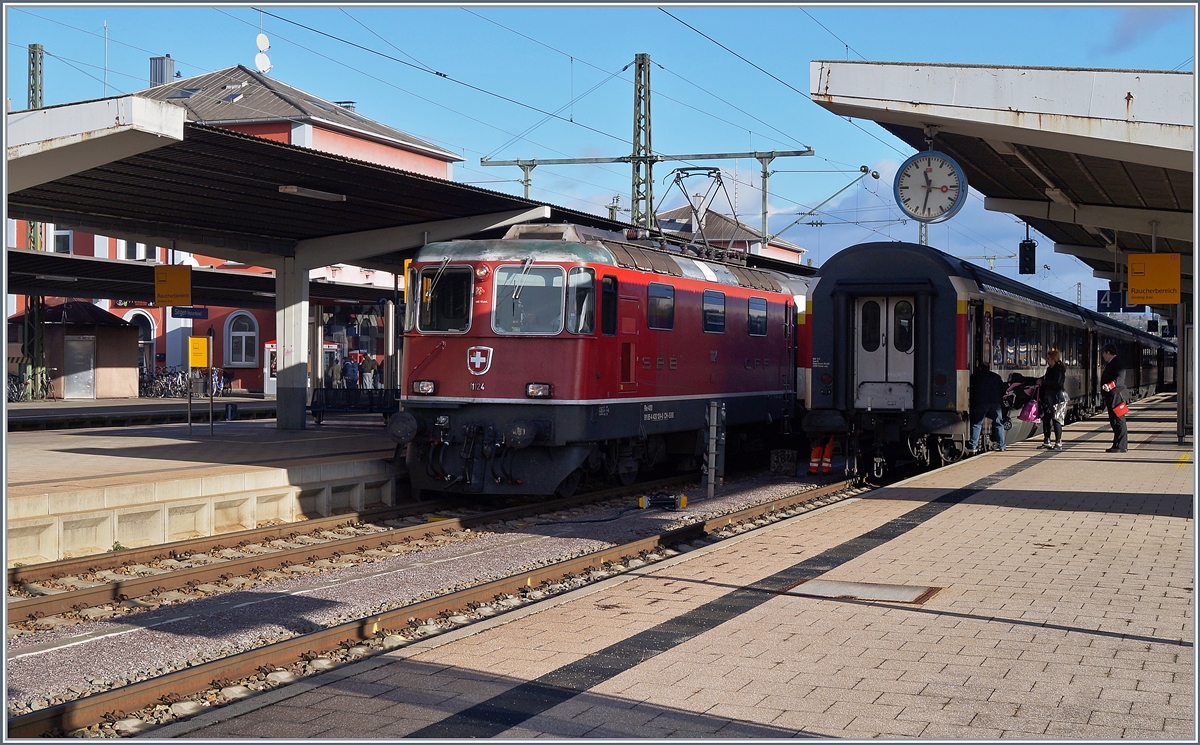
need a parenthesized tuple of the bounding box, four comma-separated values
(6, 395, 276, 431)
(158, 393, 1194, 739)
(6, 417, 401, 565)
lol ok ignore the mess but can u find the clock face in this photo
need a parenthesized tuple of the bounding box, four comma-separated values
(894, 152, 967, 223)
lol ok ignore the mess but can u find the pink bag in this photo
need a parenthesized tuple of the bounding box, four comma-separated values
(1018, 399, 1040, 422)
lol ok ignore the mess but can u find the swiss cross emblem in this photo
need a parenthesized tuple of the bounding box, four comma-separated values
(467, 346, 493, 376)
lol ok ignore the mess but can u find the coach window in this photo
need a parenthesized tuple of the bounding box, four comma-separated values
(1005, 312, 1017, 368)
(1018, 315, 1029, 367)
(893, 300, 913, 352)
(748, 297, 768, 336)
(1031, 318, 1041, 366)
(861, 300, 880, 352)
(992, 309, 1005, 368)
(703, 290, 725, 333)
(566, 268, 596, 334)
(418, 265, 473, 333)
(600, 276, 617, 335)
(494, 264, 565, 334)
(647, 283, 675, 330)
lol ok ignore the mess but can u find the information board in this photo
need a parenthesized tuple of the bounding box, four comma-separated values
(1127, 253, 1181, 305)
(188, 336, 210, 368)
(155, 265, 192, 307)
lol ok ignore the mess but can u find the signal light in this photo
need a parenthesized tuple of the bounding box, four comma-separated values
(1018, 238, 1037, 275)
(933, 373, 948, 387)
(819, 373, 833, 385)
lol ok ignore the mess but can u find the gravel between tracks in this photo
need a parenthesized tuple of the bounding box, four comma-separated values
(6, 472, 825, 715)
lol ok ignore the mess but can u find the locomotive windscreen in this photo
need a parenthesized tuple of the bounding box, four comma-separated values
(494, 265, 566, 334)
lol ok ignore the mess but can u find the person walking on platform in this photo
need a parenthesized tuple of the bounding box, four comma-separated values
(329, 356, 344, 389)
(1100, 344, 1128, 453)
(1039, 349, 1067, 450)
(343, 355, 360, 391)
(360, 354, 378, 390)
(967, 359, 1006, 452)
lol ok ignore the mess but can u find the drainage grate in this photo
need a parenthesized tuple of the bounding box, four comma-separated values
(781, 579, 941, 604)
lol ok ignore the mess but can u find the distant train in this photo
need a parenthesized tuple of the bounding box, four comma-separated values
(800, 241, 1176, 477)
(389, 223, 810, 497)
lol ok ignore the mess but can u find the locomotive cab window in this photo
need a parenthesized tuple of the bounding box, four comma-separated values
(703, 290, 725, 333)
(647, 283, 675, 330)
(748, 297, 768, 336)
(893, 300, 913, 352)
(600, 276, 617, 335)
(493, 264, 565, 334)
(566, 267, 596, 335)
(417, 265, 472, 333)
(861, 300, 880, 352)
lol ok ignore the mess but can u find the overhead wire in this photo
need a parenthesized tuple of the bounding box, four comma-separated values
(252, 7, 629, 147)
(12, 8, 210, 73)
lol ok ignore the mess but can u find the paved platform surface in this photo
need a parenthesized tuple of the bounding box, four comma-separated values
(5, 417, 394, 501)
(158, 394, 1194, 739)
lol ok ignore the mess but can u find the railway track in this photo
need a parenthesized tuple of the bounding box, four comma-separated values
(7, 476, 859, 737)
(7, 476, 699, 625)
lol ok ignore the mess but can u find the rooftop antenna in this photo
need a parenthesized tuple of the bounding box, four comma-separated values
(255, 11, 272, 74)
(103, 20, 108, 96)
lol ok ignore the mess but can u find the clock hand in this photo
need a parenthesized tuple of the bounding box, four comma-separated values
(922, 173, 932, 214)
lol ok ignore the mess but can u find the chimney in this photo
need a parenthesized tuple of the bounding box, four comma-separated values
(150, 54, 174, 87)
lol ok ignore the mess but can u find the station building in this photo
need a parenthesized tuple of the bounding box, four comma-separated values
(7, 60, 463, 395)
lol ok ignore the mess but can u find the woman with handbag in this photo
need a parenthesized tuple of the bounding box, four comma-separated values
(1038, 349, 1067, 449)
(1100, 344, 1128, 453)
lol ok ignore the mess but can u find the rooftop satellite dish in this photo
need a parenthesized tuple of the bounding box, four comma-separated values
(255, 51, 272, 74)
(256, 33, 270, 52)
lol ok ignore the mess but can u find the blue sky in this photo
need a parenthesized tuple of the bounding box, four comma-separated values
(5, 4, 1196, 310)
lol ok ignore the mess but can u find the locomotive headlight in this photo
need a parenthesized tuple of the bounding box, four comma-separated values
(525, 383, 553, 398)
(412, 380, 437, 395)
(435, 415, 450, 428)
(474, 265, 490, 279)
(819, 373, 833, 385)
(933, 373, 948, 387)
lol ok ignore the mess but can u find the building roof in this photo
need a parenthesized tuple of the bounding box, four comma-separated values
(7, 300, 134, 327)
(656, 205, 807, 254)
(134, 64, 463, 163)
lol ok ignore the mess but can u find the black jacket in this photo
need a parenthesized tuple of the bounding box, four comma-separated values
(1040, 362, 1065, 406)
(969, 368, 1005, 418)
(1101, 357, 1127, 408)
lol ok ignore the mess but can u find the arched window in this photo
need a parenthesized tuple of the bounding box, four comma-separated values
(225, 312, 259, 366)
(125, 310, 156, 376)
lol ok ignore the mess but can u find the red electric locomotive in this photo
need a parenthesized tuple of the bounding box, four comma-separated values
(388, 223, 811, 497)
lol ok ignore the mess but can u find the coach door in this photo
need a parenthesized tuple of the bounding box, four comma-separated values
(618, 296, 640, 393)
(854, 297, 915, 409)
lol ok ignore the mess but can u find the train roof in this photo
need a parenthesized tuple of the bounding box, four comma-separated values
(823, 241, 1174, 348)
(413, 223, 809, 296)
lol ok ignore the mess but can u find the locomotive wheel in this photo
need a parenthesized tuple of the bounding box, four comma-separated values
(555, 469, 583, 499)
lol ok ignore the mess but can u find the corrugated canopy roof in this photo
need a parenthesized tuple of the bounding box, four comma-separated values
(6, 122, 630, 272)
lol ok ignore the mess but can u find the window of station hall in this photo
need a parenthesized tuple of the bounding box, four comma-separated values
(225, 312, 259, 367)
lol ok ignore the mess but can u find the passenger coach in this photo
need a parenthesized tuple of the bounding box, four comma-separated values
(802, 241, 1174, 477)
(390, 224, 810, 497)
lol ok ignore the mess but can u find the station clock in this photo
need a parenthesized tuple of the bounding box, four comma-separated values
(893, 151, 968, 223)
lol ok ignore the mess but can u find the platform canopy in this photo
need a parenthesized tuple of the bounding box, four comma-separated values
(809, 61, 1194, 302)
(6, 96, 628, 272)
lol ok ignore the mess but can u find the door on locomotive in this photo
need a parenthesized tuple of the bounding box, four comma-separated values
(618, 295, 640, 392)
(854, 296, 916, 409)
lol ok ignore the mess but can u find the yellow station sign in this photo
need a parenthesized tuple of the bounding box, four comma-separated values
(154, 265, 192, 307)
(188, 336, 210, 368)
(1127, 253, 1181, 305)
